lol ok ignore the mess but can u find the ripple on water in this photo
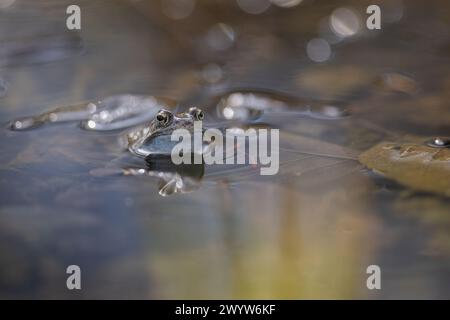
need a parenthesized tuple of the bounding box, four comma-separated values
(9, 94, 177, 132)
(80, 95, 177, 131)
(213, 89, 351, 122)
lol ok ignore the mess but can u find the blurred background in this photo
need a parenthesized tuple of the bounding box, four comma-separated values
(0, 0, 450, 299)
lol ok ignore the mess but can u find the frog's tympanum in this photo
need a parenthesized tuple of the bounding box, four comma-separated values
(126, 107, 206, 158)
(359, 141, 450, 196)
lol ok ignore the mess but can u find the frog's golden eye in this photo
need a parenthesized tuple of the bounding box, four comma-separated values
(155, 110, 172, 126)
(189, 107, 204, 121)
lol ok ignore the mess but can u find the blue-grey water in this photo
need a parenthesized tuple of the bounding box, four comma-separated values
(0, 0, 450, 299)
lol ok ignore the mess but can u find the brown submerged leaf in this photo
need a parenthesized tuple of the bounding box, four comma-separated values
(359, 142, 450, 196)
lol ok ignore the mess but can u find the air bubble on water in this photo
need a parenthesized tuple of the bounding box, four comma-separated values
(48, 113, 58, 122)
(434, 138, 445, 146)
(321, 106, 342, 118)
(123, 168, 147, 176)
(306, 38, 331, 63)
(12, 120, 22, 129)
(162, 0, 196, 20)
(427, 137, 450, 148)
(205, 23, 236, 51)
(270, 0, 303, 8)
(10, 117, 37, 131)
(329, 7, 361, 38)
(86, 120, 96, 129)
(228, 93, 245, 107)
(236, 0, 271, 15)
(223, 107, 235, 119)
(99, 110, 109, 121)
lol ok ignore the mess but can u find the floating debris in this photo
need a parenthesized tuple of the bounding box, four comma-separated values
(359, 141, 450, 196)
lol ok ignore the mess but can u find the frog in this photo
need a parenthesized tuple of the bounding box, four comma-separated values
(125, 106, 206, 158)
(10, 97, 211, 196)
(358, 138, 450, 196)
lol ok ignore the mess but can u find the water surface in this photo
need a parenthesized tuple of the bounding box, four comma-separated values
(0, 0, 450, 299)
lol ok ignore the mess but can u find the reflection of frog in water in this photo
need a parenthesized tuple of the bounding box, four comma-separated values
(359, 139, 450, 196)
(121, 159, 205, 197)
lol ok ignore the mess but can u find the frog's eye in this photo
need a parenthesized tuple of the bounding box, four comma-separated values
(189, 107, 204, 121)
(155, 110, 172, 126)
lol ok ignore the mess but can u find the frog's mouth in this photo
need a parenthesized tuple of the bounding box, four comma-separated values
(130, 132, 212, 159)
(130, 134, 179, 158)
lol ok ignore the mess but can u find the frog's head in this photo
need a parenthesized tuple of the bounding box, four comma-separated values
(128, 107, 205, 158)
(148, 107, 204, 138)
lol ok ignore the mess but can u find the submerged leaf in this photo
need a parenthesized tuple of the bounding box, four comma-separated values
(359, 141, 450, 196)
